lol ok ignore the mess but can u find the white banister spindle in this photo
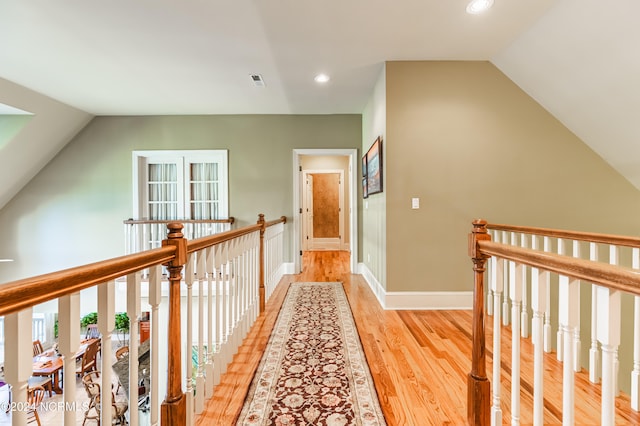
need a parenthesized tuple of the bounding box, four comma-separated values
(98, 281, 116, 425)
(4, 308, 32, 426)
(127, 272, 141, 426)
(220, 242, 230, 370)
(543, 236, 552, 353)
(610, 245, 620, 397)
(510, 256, 523, 426)
(149, 264, 162, 425)
(521, 233, 529, 339)
(487, 230, 497, 316)
(632, 247, 640, 411)
(589, 242, 601, 384)
(491, 255, 504, 426)
(213, 244, 224, 385)
(531, 234, 547, 426)
(184, 253, 194, 425)
(572, 240, 581, 373)
(557, 238, 566, 363)
(597, 285, 621, 426)
(196, 250, 206, 414)
(559, 275, 579, 425)
(502, 231, 510, 326)
(59, 293, 81, 426)
(205, 246, 215, 398)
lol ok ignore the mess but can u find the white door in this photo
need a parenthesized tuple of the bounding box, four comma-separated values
(302, 170, 344, 251)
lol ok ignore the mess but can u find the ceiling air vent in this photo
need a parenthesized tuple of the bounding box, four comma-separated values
(250, 74, 265, 87)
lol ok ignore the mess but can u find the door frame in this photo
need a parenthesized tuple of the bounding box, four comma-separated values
(292, 149, 358, 273)
(302, 169, 345, 251)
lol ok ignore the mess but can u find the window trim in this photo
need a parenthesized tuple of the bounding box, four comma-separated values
(132, 150, 229, 220)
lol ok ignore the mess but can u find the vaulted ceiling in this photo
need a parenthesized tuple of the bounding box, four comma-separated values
(1, 0, 639, 210)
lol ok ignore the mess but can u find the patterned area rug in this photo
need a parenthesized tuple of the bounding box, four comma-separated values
(237, 282, 386, 425)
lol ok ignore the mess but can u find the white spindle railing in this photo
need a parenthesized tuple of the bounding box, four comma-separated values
(264, 220, 286, 302)
(1, 214, 286, 426)
(124, 219, 235, 254)
(480, 222, 640, 426)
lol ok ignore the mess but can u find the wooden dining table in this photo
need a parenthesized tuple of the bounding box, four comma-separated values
(32, 338, 98, 394)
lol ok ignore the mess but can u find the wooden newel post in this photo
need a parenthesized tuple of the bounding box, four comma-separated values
(468, 219, 491, 425)
(258, 213, 266, 314)
(161, 222, 187, 425)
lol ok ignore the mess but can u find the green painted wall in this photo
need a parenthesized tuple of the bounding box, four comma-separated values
(385, 61, 640, 293)
(0, 114, 361, 282)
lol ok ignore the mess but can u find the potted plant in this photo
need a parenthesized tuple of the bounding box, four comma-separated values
(115, 312, 130, 346)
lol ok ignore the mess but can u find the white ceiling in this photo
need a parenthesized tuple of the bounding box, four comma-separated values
(1, 0, 640, 193)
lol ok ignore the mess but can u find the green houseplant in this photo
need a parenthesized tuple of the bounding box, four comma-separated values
(115, 312, 130, 346)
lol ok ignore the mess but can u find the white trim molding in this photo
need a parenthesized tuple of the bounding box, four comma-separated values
(359, 262, 473, 310)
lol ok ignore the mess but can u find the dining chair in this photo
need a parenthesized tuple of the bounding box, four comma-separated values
(32, 340, 44, 356)
(26, 385, 46, 425)
(76, 339, 100, 378)
(81, 371, 128, 425)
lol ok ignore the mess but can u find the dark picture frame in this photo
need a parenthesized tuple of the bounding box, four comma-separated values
(361, 154, 368, 198)
(365, 137, 383, 196)
(362, 177, 368, 199)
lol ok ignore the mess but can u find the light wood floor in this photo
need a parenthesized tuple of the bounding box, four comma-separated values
(196, 251, 640, 425)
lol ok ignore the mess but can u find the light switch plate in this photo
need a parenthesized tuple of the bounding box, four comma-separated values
(412, 198, 420, 209)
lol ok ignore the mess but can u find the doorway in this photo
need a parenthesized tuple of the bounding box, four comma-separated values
(302, 170, 344, 250)
(292, 149, 358, 274)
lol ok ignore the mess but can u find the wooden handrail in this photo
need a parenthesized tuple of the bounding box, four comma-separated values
(123, 217, 235, 225)
(478, 239, 640, 296)
(187, 224, 262, 254)
(264, 216, 287, 228)
(488, 223, 640, 248)
(0, 246, 176, 317)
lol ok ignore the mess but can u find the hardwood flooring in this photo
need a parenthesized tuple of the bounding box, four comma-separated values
(196, 251, 640, 425)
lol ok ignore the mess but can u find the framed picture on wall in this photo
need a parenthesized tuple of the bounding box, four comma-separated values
(366, 137, 383, 195)
(362, 177, 368, 198)
(362, 154, 367, 177)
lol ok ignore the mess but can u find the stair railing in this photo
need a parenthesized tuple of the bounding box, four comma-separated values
(468, 219, 640, 426)
(0, 213, 286, 426)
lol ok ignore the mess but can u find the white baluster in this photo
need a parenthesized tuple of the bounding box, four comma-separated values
(4, 308, 32, 426)
(531, 234, 547, 426)
(98, 281, 116, 425)
(184, 253, 194, 425)
(597, 285, 621, 426)
(521, 233, 529, 339)
(127, 272, 141, 426)
(610, 245, 620, 397)
(632, 247, 640, 411)
(213, 244, 224, 385)
(149, 265, 162, 425)
(557, 238, 565, 363)
(196, 250, 206, 414)
(559, 274, 579, 425)
(59, 293, 81, 426)
(502, 232, 510, 326)
(220, 242, 230, 371)
(486, 230, 496, 317)
(589, 242, 601, 384)
(205, 246, 215, 398)
(491, 255, 504, 426)
(510, 256, 522, 426)
(572, 240, 581, 373)
(543, 237, 553, 353)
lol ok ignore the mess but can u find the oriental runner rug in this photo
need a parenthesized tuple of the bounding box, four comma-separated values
(237, 282, 386, 426)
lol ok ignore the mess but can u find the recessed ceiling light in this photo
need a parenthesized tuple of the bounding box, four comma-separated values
(314, 73, 330, 84)
(466, 0, 494, 14)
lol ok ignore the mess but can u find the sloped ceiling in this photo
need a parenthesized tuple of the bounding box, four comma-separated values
(0, 0, 638, 210)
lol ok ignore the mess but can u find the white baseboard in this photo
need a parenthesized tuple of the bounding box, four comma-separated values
(358, 263, 473, 310)
(283, 262, 295, 275)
